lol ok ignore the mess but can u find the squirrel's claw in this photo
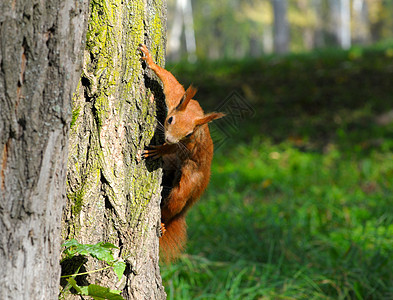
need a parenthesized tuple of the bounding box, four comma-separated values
(159, 223, 166, 237)
(138, 43, 148, 52)
(138, 43, 152, 65)
(142, 145, 161, 160)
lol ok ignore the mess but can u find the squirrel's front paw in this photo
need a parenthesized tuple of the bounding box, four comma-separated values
(142, 145, 161, 160)
(138, 44, 152, 65)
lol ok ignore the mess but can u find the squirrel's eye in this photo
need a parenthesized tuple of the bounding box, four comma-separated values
(167, 116, 173, 124)
(186, 132, 193, 138)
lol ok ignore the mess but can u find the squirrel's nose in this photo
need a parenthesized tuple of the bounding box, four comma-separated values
(165, 135, 177, 144)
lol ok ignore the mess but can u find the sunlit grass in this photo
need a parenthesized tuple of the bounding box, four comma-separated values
(162, 140, 393, 299)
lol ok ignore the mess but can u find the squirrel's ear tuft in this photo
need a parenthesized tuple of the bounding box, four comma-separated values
(195, 112, 225, 126)
(177, 85, 197, 111)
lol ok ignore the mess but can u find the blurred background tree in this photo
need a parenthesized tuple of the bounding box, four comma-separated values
(166, 0, 393, 61)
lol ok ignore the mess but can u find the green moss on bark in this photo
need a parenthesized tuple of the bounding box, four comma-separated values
(63, 0, 167, 297)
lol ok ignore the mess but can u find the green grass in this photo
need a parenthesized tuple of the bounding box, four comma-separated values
(161, 46, 393, 299)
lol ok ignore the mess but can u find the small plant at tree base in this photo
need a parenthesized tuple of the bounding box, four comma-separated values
(59, 239, 126, 300)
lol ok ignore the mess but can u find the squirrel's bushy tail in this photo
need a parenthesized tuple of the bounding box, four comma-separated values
(160, 216, 187, 263)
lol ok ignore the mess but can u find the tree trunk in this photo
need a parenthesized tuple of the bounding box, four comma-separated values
(272, 0, 289, 54)
(339, 0, 351, 49)
(352, 0, 370, 44)
(168, 0, 184, 61)
(0, 0, 88, 299)
(168, 0, 196, 62)
(62, 0, 167, 299)
(183, 0, 197, 62)
(297, 0, 314, 50)
(330, 0, 351, 49)
(311, 0, 325, 48)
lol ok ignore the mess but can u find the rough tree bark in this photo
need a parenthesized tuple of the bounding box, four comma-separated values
(62, 0, 167, 299)
(0, 0, 89, 299)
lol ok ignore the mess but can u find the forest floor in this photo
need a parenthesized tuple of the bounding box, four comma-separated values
(161, 44, 393, 299)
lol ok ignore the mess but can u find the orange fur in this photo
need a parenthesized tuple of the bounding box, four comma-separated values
(139, 44, 224, 262)
(159, 216, 187, 263)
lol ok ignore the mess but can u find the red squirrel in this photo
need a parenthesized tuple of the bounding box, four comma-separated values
(139, 44, 224, 262)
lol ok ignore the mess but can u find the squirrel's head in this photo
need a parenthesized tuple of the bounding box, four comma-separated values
(164, 86, 225, 144)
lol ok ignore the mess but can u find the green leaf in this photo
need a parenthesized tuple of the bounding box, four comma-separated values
(112, 261, 126, 280)
(87, 284, 125, 300)
(79, 243, 115, 261)
(62, 239, 80, 257)
(62, 239, 80, 249)
(62, 239, 117, 262)
(79, 285, 89, 296)
(66, 279, 124, 299)
(67, 277, 83, 294)
(100, 242, 118, 249)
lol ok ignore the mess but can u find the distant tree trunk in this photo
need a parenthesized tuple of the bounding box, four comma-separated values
(340, 0, 351, 49)
(250, 32, 262, 57)
(62, 0, 167, 299)
(183, 0, 197, 62)
(330, 0, 351, 49)
(329, 0, 340, 45)
(168, 0, 183, 60)
(312, 0, 325, 48)
(352, 0, 370, 44)
(0, 0, 88, 299)
(262, 24, 274, 54)
(272, 0, 289, 53)
(297, 0, 314, 50)
(168, 0, 196, 62)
